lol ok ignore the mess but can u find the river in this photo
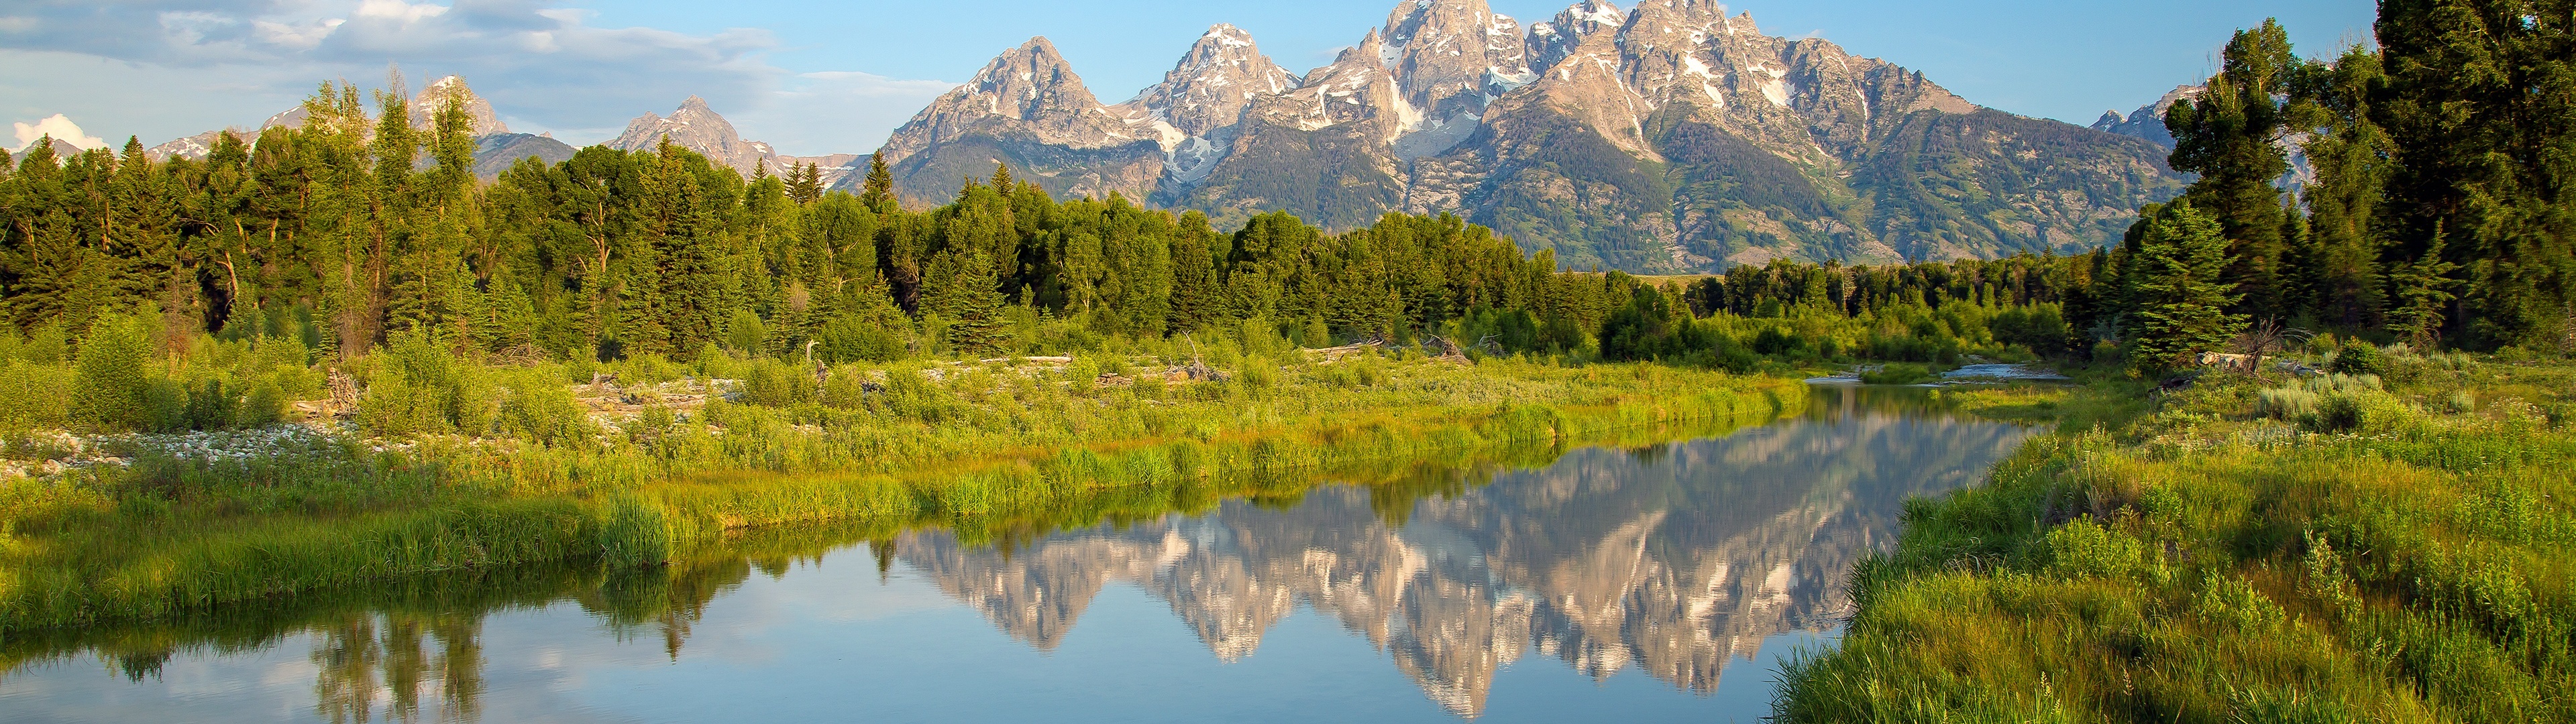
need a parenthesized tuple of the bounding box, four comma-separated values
(0, 385, 2039, 723)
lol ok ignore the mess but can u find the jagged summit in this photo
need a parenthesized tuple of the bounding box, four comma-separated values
(608, 97, 863, 184)
(853, 0, 2184, 269)
(1382, 0, 1533, 117)
(1527, 1, 1629, 74)
(608, 96, 775, 175)
(872, 37, 1166, 204)
(408, 75, 508, 135)
(1109, 25, 1305, 184)
(2092, 84, 2202, 148)
(1116, 25, 1301, 139)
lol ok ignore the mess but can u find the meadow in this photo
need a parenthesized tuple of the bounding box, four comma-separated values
(1774, 345, 2576, 722)
(0, 316, 1806, 634)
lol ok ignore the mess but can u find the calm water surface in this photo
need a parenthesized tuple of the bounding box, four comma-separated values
(1, 386, 2037, 723)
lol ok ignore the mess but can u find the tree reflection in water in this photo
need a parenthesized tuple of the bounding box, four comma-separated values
(892, 385, 2035, 716)
(3, 385, 2032, 722)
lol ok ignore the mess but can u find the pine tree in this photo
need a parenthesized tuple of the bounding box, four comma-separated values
(2167, 19, 2298, 318)
(859, 154, 896, 213)
(786, 162, 822, 204)
(2387, 231, 2461, 349)
(2288, 45, 2393, 329)
(1167, 211, 1222, 334)
(2127, 203, 2249, 371)
(2375, 0, 2575, 349)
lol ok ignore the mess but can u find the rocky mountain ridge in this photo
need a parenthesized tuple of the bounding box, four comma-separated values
(115, 4, 2188, 271)
(136, 77, 866, 186)
(605, 96, 866, 186)
(871, 0, 2187, 270)
(2090, 84, 2202, 148)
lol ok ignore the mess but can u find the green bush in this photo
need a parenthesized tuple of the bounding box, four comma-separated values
(723, 309, 767, 357)
(498, 370, 596, 448)
(360, 330, 494, 437)
(739, 359, 813, 408)
(70, 316, 152, 432)
(2328, 339, 2384, 375)
(816, 315, 908, 363)
(1860, 363, 1936, 385)
(2312, 393, 2367, 433)
(2255, 387, 2320, 420)
(0, 360, 74, 431)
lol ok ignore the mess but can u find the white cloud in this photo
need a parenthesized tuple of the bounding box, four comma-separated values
(4, 1, 784, 139)
(13, 114, 109, 152)
(255, 18, 346, 50)
(354, 0, 449, 24)
(7, 1, 957, 157)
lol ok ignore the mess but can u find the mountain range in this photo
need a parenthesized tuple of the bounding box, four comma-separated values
(135, 0, 2188, 272)
(865, 0, 2186, 270)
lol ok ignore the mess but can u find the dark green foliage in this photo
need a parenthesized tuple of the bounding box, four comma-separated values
(2127, 203, 2249, 371)
(2329, 339, 2384, 375)
(2168, 20, 2300, 316)
(1988, 304, 2073, 356)
(1599, 288, 1721, 363)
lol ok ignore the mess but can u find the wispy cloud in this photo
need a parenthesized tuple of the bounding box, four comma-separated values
(2, 1, 808, 147)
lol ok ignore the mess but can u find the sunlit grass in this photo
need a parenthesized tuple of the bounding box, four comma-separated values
(0, 353, 1799, 633)
(1774, 351, 2576, 723)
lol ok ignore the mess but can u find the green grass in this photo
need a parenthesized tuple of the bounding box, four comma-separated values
(0, 353, 1801, 634)
(1772, 353, 2576, 723)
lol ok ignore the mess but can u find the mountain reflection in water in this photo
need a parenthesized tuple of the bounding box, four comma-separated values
(0, 386, 2037, 723)
(894, 386, 2036, 716)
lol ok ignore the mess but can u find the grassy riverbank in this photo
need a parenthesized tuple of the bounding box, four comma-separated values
(0, 351, 1799, 634)
(1775, 350, 2576, 722)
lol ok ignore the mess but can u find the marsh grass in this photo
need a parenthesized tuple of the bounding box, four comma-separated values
(1774, 353, 2576, 723)
(0, 354, 1796, 634)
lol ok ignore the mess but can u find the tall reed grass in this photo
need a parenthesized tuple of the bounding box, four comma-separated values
(1773, 353, 2576, 722)
(0, 354, 1798, 634)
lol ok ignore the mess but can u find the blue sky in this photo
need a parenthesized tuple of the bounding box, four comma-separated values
(3, 1, 2373, 157)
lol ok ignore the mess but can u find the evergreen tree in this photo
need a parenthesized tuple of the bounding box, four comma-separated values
(786, 162, 823, 204)
(2127, 203, 2249, 371)
(859, 154, 895, 213)
(2375, 0, 2575, 349)
(2387, 231, 2461, 349)
(2289, 45, 2394, 328)
(2167, 19, 2298, 318)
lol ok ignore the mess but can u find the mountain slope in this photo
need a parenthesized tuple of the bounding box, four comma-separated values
(871, 37, 1165, 206)
(885, 0, 2186, 270)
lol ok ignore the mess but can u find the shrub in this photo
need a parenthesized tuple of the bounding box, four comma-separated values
(0, 360, 74, 431)
(724, 309, 767, 357)
(2255, 387, 2320, 420)
(816, 315, 908, 363)
(739, 359, 813, 408)
(70, 316, 153, 432)
(1752, 326, 1807, 356)
(2447, 391, 2477, 414)
(2328, 339, 2384, 375)
(360, 330, 494, 437)
(498, 370, 596, 448)
(1861, 363, 1935, 385)
(2309, 394, 2370, 433)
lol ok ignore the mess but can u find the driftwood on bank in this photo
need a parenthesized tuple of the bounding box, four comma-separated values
(1306, 340, 1383, 363)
